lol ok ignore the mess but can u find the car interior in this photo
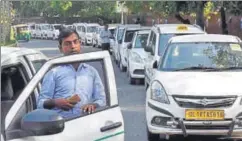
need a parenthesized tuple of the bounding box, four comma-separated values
(1, 64, 29, 131)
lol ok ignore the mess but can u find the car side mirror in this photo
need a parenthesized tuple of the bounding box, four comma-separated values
(118, 40, 122, 44)
(144, 45, 152, 52)
(21, 109, 65, 136)
(153, 61, 158, 69)
(127, 43, 132, 49)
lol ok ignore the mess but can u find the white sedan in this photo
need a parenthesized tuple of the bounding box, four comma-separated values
(2, 51, 124, 141)
(127, 30, 149, 84)
(146, 34, 242, 141)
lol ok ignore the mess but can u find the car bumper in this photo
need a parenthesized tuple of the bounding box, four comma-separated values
(129, 62, 145, 78)
(146, 90, 242, 137)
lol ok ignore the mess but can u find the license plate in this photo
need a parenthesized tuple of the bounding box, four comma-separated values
(185, 109, 224, 120)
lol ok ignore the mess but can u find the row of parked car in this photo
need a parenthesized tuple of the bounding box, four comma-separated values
(109, 23, 242, 140)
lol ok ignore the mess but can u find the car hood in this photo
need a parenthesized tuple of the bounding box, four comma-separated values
(131, 48, 147, 59)
(153, 71, 242, 96)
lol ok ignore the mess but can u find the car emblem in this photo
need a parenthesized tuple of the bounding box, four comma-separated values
(199, 98, 209, 106)
(203, 121, 212, 125)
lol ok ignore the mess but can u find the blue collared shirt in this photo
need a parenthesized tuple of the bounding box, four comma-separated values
(37, 63, 106, 119)
(100, 29, 112, 43)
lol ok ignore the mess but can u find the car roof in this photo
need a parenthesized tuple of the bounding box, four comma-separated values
(137, 30, 150, 34)
(1, 47, 45, 65)
(154, 24, 205, 34)
(126, 26, 149, 31)
(170, 34, 241, 43)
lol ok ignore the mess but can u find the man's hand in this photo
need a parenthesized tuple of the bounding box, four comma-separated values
(81, 104, 97, 114)
(54, 98, 74, 111)
(67, 94, 81, 105)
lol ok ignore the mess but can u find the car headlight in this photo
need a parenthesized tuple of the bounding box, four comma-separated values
(131, 52, 143, 63)
(150, 80, 170, 104)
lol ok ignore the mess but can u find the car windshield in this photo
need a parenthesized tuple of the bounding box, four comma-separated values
(157, 33, 202, 56)
(124, 30, 137, 42)
(134, 33, 149, 48)
(76, 26, 82, 31)
(159, 42, 242, 71)
(87, 26, 96, 33)
(54, 25, 61, 30)
(42, 25, 49, 30)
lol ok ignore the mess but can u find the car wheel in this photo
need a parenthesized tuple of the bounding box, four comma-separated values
(128, 72, 135, 84)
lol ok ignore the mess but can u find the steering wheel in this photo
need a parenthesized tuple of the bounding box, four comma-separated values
(175, 61, 192, 68)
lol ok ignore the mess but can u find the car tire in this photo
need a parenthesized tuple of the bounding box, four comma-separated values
(147, 127, 160, 141)
(119, 61, 126, 72)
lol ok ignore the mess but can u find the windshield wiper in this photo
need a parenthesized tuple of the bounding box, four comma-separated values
(174, 66, 218, 71)
(218, 67, 242, 70)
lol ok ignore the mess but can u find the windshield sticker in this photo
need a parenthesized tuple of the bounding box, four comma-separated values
(230, 44, 242, 51)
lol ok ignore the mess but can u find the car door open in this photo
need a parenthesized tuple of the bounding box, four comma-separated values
(5, 51, 124, 141)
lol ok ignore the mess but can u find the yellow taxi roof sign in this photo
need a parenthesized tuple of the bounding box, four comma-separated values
(176, 25, 188, 31)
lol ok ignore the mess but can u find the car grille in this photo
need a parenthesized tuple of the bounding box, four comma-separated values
(173, 95, 237, 108)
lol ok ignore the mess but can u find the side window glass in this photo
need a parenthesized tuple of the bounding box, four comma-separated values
(32, 60, 47, 73)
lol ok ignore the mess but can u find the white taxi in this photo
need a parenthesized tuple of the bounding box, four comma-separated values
(144, 24, 206, 90)
(2, 51, 125, 141)
(126, 30, 150, 84)
(146, 34, 242, 140)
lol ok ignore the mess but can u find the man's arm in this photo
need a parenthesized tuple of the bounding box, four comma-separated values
(37, 70, 56, 109)
(92, 68, 106, 107)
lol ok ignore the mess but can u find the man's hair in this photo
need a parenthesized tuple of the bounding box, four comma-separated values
(58, 28, 80, 46)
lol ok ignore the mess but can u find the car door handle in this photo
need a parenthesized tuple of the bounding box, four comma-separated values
(100, 122, 122, 132)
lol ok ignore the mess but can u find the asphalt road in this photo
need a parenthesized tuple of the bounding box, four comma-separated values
(18, 39, 240, 141)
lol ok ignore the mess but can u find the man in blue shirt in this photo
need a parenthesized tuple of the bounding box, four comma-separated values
(100, 24, 112, 54)
(37, 28, 106, 119)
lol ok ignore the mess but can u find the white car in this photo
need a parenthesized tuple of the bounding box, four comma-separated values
(126, 30, 150, 84)
(145, 34, 242, 141)
(46, 24, 61, 40)
(1, 49, 125, 141)
(144, 24, 206, 90)
(118, 26, 150, 72)
(93, 26, 104, 48)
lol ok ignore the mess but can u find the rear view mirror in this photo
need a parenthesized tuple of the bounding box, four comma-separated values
(127, 43, 132, 49)
(21, 109, 64, 136)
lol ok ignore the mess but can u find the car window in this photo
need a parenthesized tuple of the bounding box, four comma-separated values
(31, 60, 47, 72)
(124, 30, 137, 42)
(158, 34, 175, 56)
(160, 42, 242, 71)
(134, 33, 149, 48)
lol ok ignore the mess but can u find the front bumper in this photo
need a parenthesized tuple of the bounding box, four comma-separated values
(146, 92, 242, 137)
(147, 102, 242, 137)
(129, 61, 145, 78)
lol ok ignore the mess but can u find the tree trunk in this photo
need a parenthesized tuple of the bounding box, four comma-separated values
(220, 7, 228, 34)
(196, 1, 205, 30)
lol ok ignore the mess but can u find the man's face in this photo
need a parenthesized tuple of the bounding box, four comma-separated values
(59, 33, 81, 56)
